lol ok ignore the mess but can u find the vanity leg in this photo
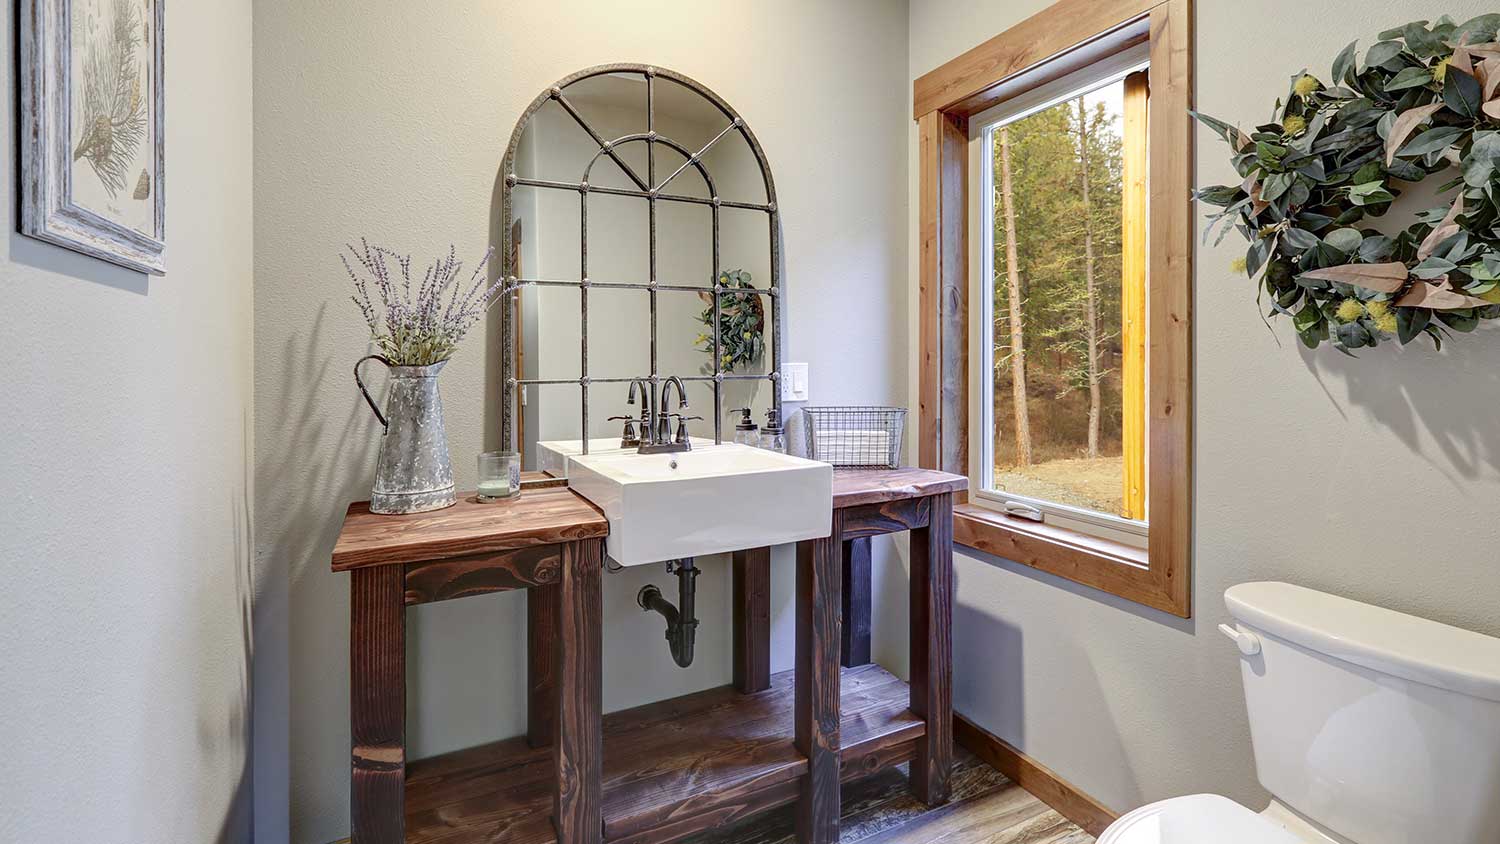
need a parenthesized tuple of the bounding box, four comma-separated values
(554, 539, 603, 844)
(733, 546, 771, 693)
(795, 514, 843, 844)
(350, 566, 406, 844)
(841, 537, 872, 668)
(527, 583, 558, 747)
(909, 493, 953, 806)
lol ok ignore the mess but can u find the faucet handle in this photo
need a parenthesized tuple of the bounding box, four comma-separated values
(608, 415, 641, 447)
(670, 414, 704, 445)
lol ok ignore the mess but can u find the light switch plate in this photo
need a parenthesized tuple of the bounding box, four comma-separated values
(782, 362, 809, 401)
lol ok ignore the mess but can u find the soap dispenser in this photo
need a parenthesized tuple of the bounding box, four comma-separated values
(759, 408, 787, 454)
(731, 408, 760, 446)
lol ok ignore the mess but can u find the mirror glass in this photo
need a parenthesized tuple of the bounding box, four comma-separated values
(506, 70, 777, 474)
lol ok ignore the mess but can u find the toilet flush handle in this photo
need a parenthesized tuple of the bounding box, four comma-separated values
(1218, 623, 1262, 656)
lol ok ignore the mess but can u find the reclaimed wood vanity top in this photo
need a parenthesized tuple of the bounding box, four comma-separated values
(331, 485, 607, 571)
(832, 466, 967, 508)
(330, 466, 966, 572)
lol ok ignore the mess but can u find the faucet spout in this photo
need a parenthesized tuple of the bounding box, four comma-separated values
(657, 376, 688, 443)
(627, 378, 654, 443)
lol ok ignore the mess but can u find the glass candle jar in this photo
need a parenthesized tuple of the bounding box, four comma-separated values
(477, 451, 521, 501)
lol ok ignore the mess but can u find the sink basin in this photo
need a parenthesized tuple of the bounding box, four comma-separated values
(536, 436, 712, 478)
(567, 443, 833, 566)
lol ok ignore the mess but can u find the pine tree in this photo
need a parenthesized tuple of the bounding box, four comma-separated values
(996, 126, 1032, 467)
(1075, 98, 1102, 459)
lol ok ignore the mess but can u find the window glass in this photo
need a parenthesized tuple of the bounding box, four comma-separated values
(985, 74, 1145, 523)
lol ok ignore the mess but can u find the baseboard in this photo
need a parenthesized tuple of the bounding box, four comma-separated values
(954, 713, 1117, 837)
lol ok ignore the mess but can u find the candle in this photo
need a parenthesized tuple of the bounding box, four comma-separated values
(477, 479, 516, 500)
(477, 451, 521, 501)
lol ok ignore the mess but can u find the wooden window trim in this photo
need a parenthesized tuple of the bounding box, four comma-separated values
(915, 0, 1193, 617)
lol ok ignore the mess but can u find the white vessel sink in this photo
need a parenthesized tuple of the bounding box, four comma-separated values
(567, 443, 833, 566)
(536, 436, 712, 478)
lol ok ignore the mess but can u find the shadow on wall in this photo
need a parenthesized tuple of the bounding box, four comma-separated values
(214, 458, 256, 844)
(1299, 332, 1500, 484)
(256, 304, 385, 840)
(950, 546, 1195, 811)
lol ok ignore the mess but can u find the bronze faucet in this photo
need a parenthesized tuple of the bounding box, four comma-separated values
(638, 376, 693, 454)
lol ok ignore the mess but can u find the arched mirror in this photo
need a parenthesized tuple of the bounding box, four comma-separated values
(499, 64, 783, 473)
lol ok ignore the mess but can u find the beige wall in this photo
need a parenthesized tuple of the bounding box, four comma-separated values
(902, 0, 1500, 817)
(0, 1, 255, 841)
(252, 2, 909, 840)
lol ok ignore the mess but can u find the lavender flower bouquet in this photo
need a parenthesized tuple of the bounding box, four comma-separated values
(344, 240, 502, 366)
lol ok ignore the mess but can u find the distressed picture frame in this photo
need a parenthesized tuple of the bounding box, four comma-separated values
(20, 0, 166, 275)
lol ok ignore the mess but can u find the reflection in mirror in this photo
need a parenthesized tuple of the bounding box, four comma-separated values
(502, 67, 781, 475)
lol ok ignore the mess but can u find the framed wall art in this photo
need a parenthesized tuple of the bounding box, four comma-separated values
(21, 0, 165, 275)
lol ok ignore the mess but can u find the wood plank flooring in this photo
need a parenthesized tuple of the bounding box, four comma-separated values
(679, 749, 1092, 844)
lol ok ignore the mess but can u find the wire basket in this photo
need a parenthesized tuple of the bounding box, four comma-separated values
(801, 407, 907, 469)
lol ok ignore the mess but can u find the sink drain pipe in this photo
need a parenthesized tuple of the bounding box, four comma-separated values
(637, 558, 699, 668)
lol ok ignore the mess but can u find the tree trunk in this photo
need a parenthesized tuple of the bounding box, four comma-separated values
(1075, 100, 1101, 460)
(997, 127, 1032, 467)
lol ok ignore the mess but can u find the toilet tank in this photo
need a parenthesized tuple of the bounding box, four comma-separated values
(1224, 582, 1500, 844)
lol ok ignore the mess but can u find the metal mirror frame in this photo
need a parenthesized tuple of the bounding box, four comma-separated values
(499, 63, 784, 456)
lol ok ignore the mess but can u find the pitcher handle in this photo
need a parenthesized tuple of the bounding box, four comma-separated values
(354, 354, 393, 431)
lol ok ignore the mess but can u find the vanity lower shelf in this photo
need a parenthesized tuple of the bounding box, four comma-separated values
(404, 664, 924, 844)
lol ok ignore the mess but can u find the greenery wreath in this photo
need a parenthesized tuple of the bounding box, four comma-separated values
(695, 269, 765, 372)
(1195, 14, 1500, 352)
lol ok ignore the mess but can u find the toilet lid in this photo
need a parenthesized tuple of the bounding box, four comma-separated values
(1099, 795, 1307, 844)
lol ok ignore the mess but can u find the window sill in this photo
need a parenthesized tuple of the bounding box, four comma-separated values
(953, 502, 1186, 616)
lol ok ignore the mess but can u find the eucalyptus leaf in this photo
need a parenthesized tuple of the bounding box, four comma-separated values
(1396, 126, 1464, 158)
(1190, 110, 1242, 147)
(1443, 69, 1483, 119)
(1384, 158, 1425, 181)
(1293, 304, 1324, 331)
(1401, 22, 1448, 58)
(1195, 184, 1242, 206)
(1286, 179, 1312, 207)
(1335, 321, 1372, 348)
(1297, 211, 1335, 231)
(1349, 181, 1395, 205)
(1364, 41, 1405, 69)
(1332, 40, 1359, 85)
(1436, 310, 1480, 331)
(1464, 131, 1500, 187)
(1410, 256, 1457, 278)
(1262, 172, 1294, 201)
(1384, 66, 1433, 91)
(1455, 13, 1500, 42)
(1357, 235, 1393, 262)
(1282, 227, 1321, 250)
(1324, 228, 1364, 252)
(1395, 306, 1430, 343)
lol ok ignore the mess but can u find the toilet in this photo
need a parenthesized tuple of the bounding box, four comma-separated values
(1099, 582, 1500, 844)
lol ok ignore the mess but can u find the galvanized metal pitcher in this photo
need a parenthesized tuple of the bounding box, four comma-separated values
(355, 355, 456, 514)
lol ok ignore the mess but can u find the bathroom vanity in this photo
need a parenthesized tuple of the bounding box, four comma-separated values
(330, 466, 964, 844)
(329, 61, 965, 844)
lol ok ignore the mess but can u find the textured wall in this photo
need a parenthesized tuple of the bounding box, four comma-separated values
(903, 0, 1500, 817)
(0, 1, 255, 841)
(251, 2, 910, 840)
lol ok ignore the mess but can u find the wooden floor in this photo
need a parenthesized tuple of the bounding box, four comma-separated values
(680, 750, 1092, 844)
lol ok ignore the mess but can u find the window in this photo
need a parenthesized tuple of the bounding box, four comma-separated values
(971, 52, 1149, 545)
(915, 0, 1192, 616)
